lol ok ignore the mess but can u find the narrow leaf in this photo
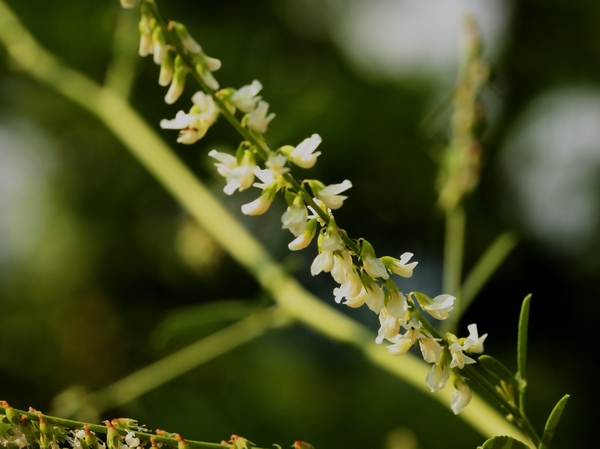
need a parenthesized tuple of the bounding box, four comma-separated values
(539, 394, 570, 449)
(517, 294, 531, 392)
(478, 435, 531, 449)
(478, 355, 518, 388)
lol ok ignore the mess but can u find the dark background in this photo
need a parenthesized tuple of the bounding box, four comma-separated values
(0, 1, 597, 447)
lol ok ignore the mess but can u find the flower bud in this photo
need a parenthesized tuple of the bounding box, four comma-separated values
(165, 55, 187, 104)
(170, 22, 202, 54)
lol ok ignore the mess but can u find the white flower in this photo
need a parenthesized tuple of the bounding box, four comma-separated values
(320, 225, 344, 252)
(288, 219, 317, 251)
(363, 255, 389, 279)
(386, 288, 409, 319)
(333, 269, 363, 303)
(160, 92, 219, 145)
(385, 318, 424, 355)
(160, 111, 209, 144)
(448, 341, 477, 369)
(343, 286, 367, 309)
(426, 362, 449, 392)
(330, 250, 353, 284)
(282, 202, 308, 237)
(247, 100, 275, 133)
(241, 194, 273, 216)
(208, 150, 256, 195)
(385, 252, 418, 278)
(314, 180, 352, 210)
(125, 433, 140, 449)
(419, 336, 442, 364)
(311, 251, 334, 276)
(450, 379, 472, 414)
(231, 80, 263, 113)
(464, 323, 488, 354)
(376, 306, 400, 344)
(265, 153, 290, 176)
(423, 294, 455, 320)
(288, 134, 322, 169)
(191, 91, 220, 124)
(363, 280, 385, 313)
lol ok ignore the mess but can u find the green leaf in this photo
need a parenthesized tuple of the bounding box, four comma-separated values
(478, 355, 518, 388)
(478, 435, 532, 449)
(517, 294, 532, 393)
(539, 394, 570, 449)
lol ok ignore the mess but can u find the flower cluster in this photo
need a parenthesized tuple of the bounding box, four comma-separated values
(1, 402, 298, 449)
(123, 0, 488, 415)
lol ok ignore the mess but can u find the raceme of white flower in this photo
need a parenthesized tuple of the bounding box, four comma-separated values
(123, 0, 487, 415)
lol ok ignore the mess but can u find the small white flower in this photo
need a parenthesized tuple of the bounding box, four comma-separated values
(363, 255, 389, 279)
(363, 281, 385, 314)
(333, 269, 363, 303)
(265, 153, 290, 176)
(386, 288, 409, 319)
(288, 219, 317, 251)
(208, 150, 256, 195)
(125, 433, 140, 449)
(241, 193, 273, 216)
(282, 203, 308, 237)
(330, 250, 353, 284)
(314, 180, 352, 210)
(231, 80, 263, 113)
(288, 134, 322, 169)
(247, 100, 275, 133)
(419, 336, 442, 364)
(426, 362, 449, 392)
(160, 111, 209, 144)
(386, 333, 414, 356)
(311, 251, 335, 276)
(448, 341, 477, 369)
(343, 286, 367, 309)
(386, 252, 418, 278)
(376, 306, 400, 344)
(464, 323, 488, 354)
(423, 294, 455, 320)
(450, 379, 472, 414)
(320, 225, 344, 252)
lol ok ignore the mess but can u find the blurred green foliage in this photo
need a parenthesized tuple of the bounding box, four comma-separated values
(1, 0, 598, 447)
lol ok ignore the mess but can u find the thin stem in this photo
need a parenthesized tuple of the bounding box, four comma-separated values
(462, 232, 518, 309)
(464, 365, 540, 447)
(442, 205, 465, 332)
(64, 308, 291, 416)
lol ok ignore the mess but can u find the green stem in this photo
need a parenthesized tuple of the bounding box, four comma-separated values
(464, 366, 540, 447)
(442, 205, 465, 332)
(461, 232, 518, 310)
(0, 0, 528, 442)
(63, 308, 291, 416)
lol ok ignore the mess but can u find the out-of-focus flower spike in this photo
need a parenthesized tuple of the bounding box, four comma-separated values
(165, 55, 187, 104)
(170, 22, 202, 54)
